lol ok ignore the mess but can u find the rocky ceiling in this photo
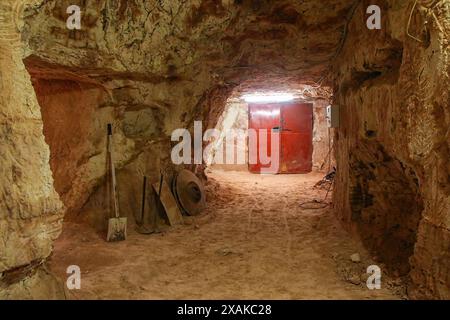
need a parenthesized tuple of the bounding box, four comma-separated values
(23, 0, 356, 92)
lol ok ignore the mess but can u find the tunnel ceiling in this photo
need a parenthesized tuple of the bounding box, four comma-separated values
(23, 0, 356, 89)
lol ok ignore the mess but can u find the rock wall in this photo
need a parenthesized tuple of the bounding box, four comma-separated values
(207, 98, 249, 171)
(312, 99, 333, 172)
(333, 0, 449, 299)
(0, 0, 65, 299)
(28, 75, 172, 232)
(30, 78, 144, 215)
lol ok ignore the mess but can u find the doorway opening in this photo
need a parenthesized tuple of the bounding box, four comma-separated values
(248, 101, 313, 174)
(205, 89, 334, 175)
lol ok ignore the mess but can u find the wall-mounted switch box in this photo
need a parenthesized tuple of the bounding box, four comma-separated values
(326, 105, 340, 128)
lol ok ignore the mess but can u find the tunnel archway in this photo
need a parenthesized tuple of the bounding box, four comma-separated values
(1, 0, 449, 300)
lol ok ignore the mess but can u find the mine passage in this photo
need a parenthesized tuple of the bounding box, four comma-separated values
(1, 0, 448, 302)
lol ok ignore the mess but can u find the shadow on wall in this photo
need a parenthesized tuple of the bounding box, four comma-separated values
(29, 68, 167, 229)
(349, 140, 423, 276)
(32, 79, 105, 201)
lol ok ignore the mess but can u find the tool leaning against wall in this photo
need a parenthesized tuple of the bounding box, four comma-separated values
(106, 124, 128, 242)
(104, 124, 208, 240)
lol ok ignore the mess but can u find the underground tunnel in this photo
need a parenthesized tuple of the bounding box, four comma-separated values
(0, 0, 449, 301)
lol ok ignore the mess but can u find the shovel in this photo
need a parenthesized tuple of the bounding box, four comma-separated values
(106, 124, 127, 242)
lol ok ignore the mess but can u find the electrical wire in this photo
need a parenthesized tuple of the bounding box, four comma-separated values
(299, 177, 334, 210)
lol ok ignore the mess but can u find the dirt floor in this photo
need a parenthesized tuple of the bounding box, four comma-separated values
(49, 169, 405, 300)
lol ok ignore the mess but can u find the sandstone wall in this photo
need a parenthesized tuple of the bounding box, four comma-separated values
(312, 99, 334, 172)
(333, 0, 449, 298)
(0, 0, 65, 299)
(207, 98, 249, 171)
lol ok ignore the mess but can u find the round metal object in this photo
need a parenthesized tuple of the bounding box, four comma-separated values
(174, 169, 206, 216)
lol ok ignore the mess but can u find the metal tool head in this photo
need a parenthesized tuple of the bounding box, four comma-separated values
(106, 217, 127, 242)
(174, 169, 206, 216)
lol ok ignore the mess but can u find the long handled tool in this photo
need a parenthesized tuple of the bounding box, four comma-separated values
(106, 124, 127, 242)
(141, 175, 147, 223)
(155, 172, 164, 231)
(135, 175, 156, 234)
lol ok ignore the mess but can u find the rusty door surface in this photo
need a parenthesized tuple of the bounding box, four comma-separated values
(279, 103, 313, 173)
(248, 102, 313, 174)
(248, 104, 281, 174)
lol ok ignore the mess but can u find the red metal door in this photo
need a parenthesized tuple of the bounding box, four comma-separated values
(280, 103, 313, 173)
(248, 104, 280, 174)
(248, 102, 313, 174)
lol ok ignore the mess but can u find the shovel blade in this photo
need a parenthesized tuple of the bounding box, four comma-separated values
(107, 217, 127, 242)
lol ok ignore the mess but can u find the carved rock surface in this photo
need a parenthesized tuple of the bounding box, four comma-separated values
(333, 0, 449, 299)
(0, 0, 448, 299)
(0, 0, 64, 299)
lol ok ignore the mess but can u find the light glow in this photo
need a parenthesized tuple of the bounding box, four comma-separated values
(243, 93, 295, 103)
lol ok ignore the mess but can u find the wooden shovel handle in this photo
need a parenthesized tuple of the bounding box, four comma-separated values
(141, 176, 147, 222)
(107, 124, 120, 219)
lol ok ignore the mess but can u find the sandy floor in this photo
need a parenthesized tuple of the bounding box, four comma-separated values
(50, 169, 403, 300)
